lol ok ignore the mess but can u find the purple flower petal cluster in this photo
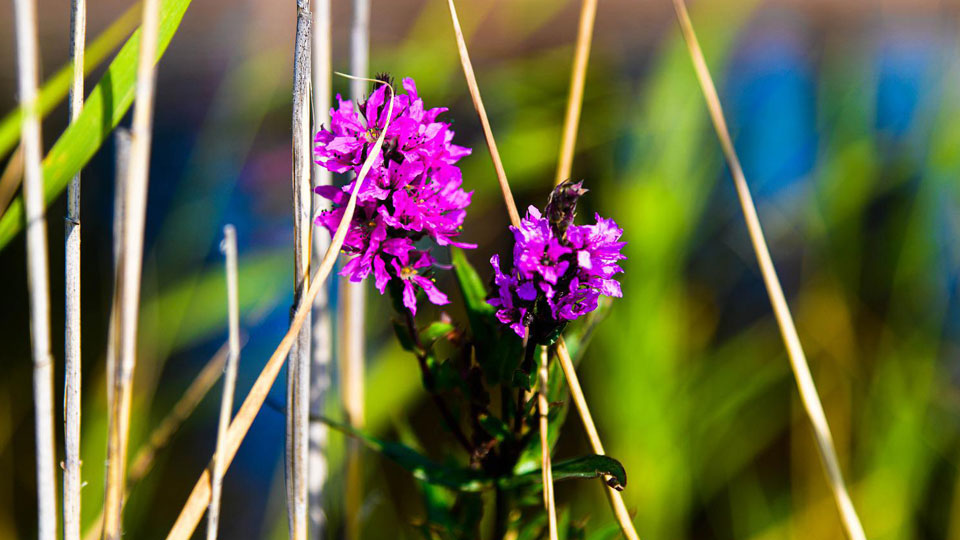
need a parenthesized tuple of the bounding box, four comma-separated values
(488, 182, 625, 339)
(314, 76, 473, 315)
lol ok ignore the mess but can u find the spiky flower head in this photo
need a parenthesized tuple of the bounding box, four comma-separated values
(488, 182, 625, 340)
(313, 75, 474, 315)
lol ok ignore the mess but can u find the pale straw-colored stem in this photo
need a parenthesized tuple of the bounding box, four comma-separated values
(668, 1, 866, 538)
(13, 0, 57, 537)
(102, 0, 161, 536)
(288, 2, 314, 539)
(342, 3, 370, 539)
(445, 3, 639, 537)
(165, 78, 394, 540)
(83, 342, 232, 540)
(0, 144, 24, 218)
(554, 0, 597, 186)
(308, 1, 332, 537)
(555, 341, 637, 539)
(538, 347, 558, 540)
(63, 0, 87, 536)
(206, 227, 242, 540)
(444, 0, 521, 226)
(106, 129, 131, 419)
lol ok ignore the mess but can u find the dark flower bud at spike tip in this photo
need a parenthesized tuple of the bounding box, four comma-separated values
(545, 179, 588, 238)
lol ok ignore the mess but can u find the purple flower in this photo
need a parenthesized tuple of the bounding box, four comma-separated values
(313, 75, 473, 315)
(389, 249, 450, 316)
(488, 182, 626, 339)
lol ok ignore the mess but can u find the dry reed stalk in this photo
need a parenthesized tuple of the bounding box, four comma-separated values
(13, 0, 57, 537)
(308, 0, 333, 537)
(165, 78, 394, 540)
(0, 144, 23, 217)
(288, 2, 314, 539)
(555, 341, 637, 538)
(444, 2, 639, 537)
(82, 342, 232, 540)
(538, 347, 558, 540)
(444, 0, 520, 226)
(64, 0, 87, 536)
(341, 3, 371, 539)
(668, 1, 866, 538)
(206, 227, 242, 540)
(106, 129, 131, 420)
(102, 0, 161, 536)
(554, 0, 597, 186)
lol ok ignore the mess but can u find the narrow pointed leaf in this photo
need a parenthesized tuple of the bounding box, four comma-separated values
(0, 0, 194, 250)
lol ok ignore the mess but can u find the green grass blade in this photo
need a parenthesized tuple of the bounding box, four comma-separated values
(0, 0, 194, 250)
(0, 2, 140, 159)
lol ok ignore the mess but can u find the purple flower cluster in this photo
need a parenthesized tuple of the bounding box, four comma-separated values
(314, 76, 474, 315)
(489, 182, 625, 338)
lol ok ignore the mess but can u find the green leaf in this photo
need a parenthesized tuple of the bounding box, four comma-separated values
(477, 413, 511, 442)
(316, 414, 491, 492)
(315, 417, 627, 494)
(0, 3, 140, 159)
(0, 0, 195, 250)
(451, 247, 523, 384)
(421, 321, 455, 344)
(501, 454, 628, 491)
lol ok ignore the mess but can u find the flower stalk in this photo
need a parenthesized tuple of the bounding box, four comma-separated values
(445, 3, 640, 538)
(538, 346, 558, 540)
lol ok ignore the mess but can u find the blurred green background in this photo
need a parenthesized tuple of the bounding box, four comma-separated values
(1, 0, 959, 538)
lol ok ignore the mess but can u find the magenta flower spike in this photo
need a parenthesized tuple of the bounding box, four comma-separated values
(313, 75, 474, 315)
(488, 181, 626, 339)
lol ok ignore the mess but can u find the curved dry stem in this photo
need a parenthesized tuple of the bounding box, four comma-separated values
(668, 1, 866, 538)
(164, 79, 395, 540)
(554, 0, 597, 186)
(444, 0, 520, 226)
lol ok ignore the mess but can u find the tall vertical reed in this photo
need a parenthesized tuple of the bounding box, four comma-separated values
(669, 1, 866, 538)
(289, 1, 314, 538)
(309, 0, 333, 536)
(444, 2, 640, 538)
(164, 80, 395, 540)
(64, 0, 87, 536)
(13, 0, 57, 537)
(343, 2, 371, 539)
(102, 0, 161, 536)
(207, 226, 242, 540)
